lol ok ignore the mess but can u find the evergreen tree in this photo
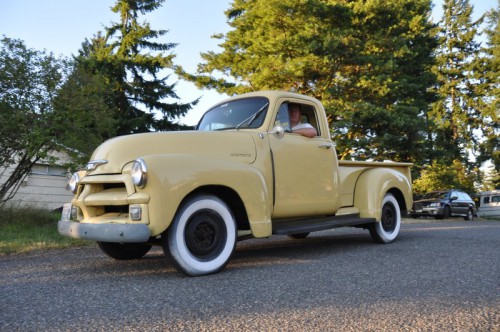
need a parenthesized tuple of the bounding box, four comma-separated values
(56, 0, 195, 142)
(178, 0, 436, 164)
(476, 3, 499, 189)
(52, 51, 119, 166)
(430, 0, 484, 167)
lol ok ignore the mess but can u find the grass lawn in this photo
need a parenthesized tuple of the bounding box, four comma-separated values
(0, 207, 91, 256)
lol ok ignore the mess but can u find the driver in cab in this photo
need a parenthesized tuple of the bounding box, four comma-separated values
(288, 103, 317, 138)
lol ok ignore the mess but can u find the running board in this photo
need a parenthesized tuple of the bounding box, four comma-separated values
(272, 213, 376, 235)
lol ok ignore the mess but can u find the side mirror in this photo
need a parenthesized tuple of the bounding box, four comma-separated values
(450, 196, 458, 201)
(271, 125, 285, 139)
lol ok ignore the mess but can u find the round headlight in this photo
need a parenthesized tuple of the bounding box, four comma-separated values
(68, 173, 80, 194)
(131, 159, 147, 188)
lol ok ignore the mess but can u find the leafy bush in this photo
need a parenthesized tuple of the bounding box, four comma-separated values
(413, 160, 477, 195)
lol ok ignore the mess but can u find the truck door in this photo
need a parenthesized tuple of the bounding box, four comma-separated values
(269, 101, 339, 218)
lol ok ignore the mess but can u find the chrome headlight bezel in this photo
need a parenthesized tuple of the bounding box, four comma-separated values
(68, 173, 80, 194)
(131, 158, 148, 188)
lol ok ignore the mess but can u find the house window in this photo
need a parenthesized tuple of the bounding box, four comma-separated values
(30, 164, 67, 177)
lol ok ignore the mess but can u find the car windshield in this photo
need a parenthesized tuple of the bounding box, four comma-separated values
(423, 191, 450, 200)
(197, 97, 269, 131)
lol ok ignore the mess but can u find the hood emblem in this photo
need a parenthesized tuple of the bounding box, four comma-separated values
(86, 159, 108, 171)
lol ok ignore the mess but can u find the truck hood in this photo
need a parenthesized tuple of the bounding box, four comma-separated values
(87, 131, 257, 174)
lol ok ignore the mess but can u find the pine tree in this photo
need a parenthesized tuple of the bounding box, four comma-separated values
(177, 0, 436, 164)
(476, 3, 499, 189)
(52, 51, 119, 166)
(430, 0, 484, 167)
(57, 0, 195, 140)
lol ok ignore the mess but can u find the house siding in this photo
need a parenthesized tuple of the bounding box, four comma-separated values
(1, 151, 74, 210)
(7, 173, 73, 210)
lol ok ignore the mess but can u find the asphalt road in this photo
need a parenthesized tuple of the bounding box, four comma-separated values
(1, 220, 499, 331)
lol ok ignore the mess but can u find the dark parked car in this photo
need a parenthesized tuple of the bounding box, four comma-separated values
(411, 190, 476, 220)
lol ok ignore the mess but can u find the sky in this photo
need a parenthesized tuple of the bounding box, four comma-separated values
(0, 0, 496, 126)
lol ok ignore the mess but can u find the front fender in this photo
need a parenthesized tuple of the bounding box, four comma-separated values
(139, 155, 272, 237)
(353, 168, 412, 220)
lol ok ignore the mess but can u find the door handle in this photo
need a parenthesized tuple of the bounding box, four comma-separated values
(318, 143, 333, 149)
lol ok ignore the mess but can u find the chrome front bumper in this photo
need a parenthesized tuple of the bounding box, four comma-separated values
(58, 219, 150, 243)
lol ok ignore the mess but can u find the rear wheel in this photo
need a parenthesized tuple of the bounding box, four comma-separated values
(97, 242, 152, 260)
(369, 194, 401, 244)
(163, 194, 237, 276)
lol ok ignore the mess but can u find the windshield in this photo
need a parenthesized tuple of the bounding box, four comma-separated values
(197, 97, 269, 131)
(422, 191, 450, 200)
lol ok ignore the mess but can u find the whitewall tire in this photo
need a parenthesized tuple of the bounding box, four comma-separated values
(163, 195, 237, 276)
(369, 193, 401, 244)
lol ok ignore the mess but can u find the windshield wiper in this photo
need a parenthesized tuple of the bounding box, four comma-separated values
(235, 102, 269, 130)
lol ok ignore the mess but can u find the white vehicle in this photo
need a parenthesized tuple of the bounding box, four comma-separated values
(477, 190, 500, 218)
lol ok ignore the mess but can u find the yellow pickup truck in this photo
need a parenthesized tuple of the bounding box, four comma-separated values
(59, 91, 412, 276)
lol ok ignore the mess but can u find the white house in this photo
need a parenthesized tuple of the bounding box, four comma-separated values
(0, 151, 74, 211)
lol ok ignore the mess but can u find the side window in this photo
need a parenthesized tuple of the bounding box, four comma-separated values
(300, 104, 320, 135)
(483, 197, 490, 204)
(492, 196, 500, 203)
(461, 193, 472, 201)
(275, 102, 320, 136)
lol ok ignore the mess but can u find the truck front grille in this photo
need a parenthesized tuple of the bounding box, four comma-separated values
(73, 174, 136, 221)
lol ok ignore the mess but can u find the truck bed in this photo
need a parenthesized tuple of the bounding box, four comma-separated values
(338, 160, 412, 209)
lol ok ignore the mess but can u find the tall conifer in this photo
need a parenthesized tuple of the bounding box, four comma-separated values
(178, 0, 436, 164)
(57, 0, 194, 140)
(430, 0, 483, 166)
(476, 3, 499, 188)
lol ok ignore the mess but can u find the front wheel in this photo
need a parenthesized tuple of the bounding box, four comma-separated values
(464, 208, 474, 221)
(163, 194, 237, 276)
(438, 206, 451, 219)
(97, 242, 152, 260)
(369, 194, 401, 244)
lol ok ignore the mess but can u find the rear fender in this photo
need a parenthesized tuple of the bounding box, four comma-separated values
(353, 168, 412, 220)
